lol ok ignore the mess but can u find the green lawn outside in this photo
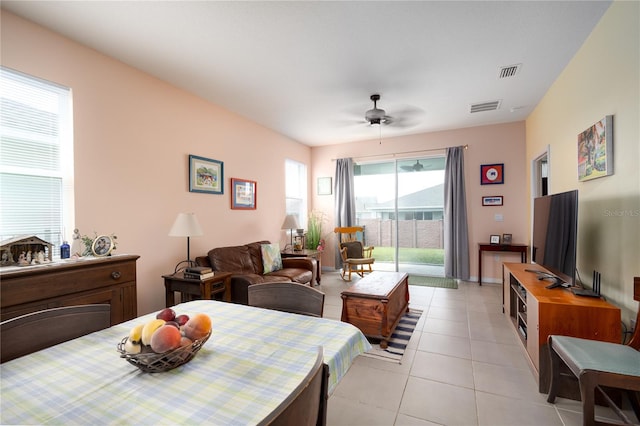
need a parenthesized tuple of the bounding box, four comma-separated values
(372, 247, 444, 265)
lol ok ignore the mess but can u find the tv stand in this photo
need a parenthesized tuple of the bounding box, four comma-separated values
(503, 263, 620, 398)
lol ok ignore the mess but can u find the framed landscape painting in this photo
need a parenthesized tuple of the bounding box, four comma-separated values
(231, 178, 257, 210)
(578, 115, 613, 182)
(189, 155, 223, 194)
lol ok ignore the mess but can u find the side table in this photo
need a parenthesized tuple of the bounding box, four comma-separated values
(478, 243, 527, 286)
(281, 249, 322, 285)
(162, 271, 233, 307)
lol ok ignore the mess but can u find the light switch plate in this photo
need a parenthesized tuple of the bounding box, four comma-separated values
(495, 214, 504, 222)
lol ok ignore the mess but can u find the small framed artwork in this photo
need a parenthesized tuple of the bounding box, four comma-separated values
(231, 178, 257, 210)
(92, 235, 114, 256)
(482, 196, 503, 206)
(317, 177, 332, 195)
(490, 235, 500, 245)
(480, 163, 504, 185)
(578, 115, 613, 182)
(189, 155, 223, 194)
(502, 234, 512, 245)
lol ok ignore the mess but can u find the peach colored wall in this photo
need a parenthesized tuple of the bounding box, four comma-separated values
(311, 122, 528, 282)
(1, 12, 311, 315)
(526, 1, 639, 322)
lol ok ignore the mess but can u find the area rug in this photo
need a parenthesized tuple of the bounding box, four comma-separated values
(408, 275, 458, 289)
(362, 309, 423, 363)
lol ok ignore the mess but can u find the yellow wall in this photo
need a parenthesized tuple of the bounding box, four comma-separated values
(526, 1, 640, 323)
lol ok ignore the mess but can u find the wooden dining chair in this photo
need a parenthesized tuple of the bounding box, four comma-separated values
(334, 226, 375, 281)
(1, 304, 111, 363)
(259, 347, 329, 426)
(248, 282, 325, 317)
(547, 276, 640, 426)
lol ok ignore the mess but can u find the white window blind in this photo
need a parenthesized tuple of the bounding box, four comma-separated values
(285, 159, 307, 229)
(0, 67, 74, 257)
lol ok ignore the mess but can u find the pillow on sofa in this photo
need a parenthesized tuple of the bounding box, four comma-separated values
(261, 243, 283, 273)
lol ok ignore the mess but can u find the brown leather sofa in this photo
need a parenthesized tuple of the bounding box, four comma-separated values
(195, 241, 316, 304)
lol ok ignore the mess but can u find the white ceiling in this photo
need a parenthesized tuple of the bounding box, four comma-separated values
(2, 1, 612, 146)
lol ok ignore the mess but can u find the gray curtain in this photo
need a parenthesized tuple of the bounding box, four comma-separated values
(334, 158, 356, 268)
(444, 146, 470, 280)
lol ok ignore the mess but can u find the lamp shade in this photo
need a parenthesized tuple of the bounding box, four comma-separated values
(168, 213, 204, 237)
(281, 214, 299, 230)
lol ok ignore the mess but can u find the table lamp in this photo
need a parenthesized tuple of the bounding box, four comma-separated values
(281, 214, 299, 250)
(169, 212, 204, 272)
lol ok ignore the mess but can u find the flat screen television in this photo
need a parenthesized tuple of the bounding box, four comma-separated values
(531, 189, 578, 287)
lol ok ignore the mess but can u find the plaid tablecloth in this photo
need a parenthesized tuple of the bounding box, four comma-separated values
(0, 300, 370, 425)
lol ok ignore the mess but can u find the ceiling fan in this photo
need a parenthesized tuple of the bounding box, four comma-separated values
(361, 94, 422, 128)
(401, 160, 425, 172)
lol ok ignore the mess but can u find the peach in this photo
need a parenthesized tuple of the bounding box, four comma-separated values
(183, 313, 211, 340)
(150, 324, 182, 353)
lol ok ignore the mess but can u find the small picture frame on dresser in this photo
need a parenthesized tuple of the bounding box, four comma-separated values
(490, 235, 500, 245)
(502, 234, 512, 245)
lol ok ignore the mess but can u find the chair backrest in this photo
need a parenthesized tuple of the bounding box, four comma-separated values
(340, 240, 365, 260)
(260, 347, 328, 426)
(1, 304, 111, 363)
(248, 282, 325, 317)
(334, 226, 364, 244)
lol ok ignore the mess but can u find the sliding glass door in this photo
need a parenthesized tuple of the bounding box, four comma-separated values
(354, 156, 445, 276)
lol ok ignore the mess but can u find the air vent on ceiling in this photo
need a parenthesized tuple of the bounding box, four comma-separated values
(470, 100, 501, 113)
(498, 64, 522, 79)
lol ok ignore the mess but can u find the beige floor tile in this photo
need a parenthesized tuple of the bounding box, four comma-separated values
(426, 306, 468, 323)
(399, 376, 478, 425)
(423, 317, 470, 338)
(327, 395, 398, 426)
(472, 361, 547, 403)
(418, 332, 472, 359)
(332, 363, 409, 412)
(394, 413, 442, 426)
(354, 348, 417, 375)
(410, 350, 475, 389)
(470, 339, 531, 369)
(475, 391, 563, 426)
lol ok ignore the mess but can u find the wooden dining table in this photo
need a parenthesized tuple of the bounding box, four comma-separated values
(0, 300, 371, 425)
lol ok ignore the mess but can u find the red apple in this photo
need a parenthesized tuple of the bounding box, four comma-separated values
(175, 314, 189, 326)
(156, 308, 176, 322)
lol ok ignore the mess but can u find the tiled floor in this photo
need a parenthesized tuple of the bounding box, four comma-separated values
(317, 270, 629, 426)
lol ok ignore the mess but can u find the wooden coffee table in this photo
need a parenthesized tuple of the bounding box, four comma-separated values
(340, 271, 409, 348)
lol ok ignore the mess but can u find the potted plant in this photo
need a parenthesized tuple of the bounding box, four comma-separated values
(306, 210, 327, 251)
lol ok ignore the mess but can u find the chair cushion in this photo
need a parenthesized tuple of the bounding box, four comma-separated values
(551, 335, 640, 377)
(341, 241, 364, 258)
(208, 245, 255, 274)
(261, 243, 283, 273)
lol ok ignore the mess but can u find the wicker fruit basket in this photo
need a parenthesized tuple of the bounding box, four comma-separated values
(117, 331, 211, 373)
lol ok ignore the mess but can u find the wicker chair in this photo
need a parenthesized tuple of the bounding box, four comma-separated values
(1, 304, 111, 363)
(334, 226, 374, 281)
(547, 276, 640, 425)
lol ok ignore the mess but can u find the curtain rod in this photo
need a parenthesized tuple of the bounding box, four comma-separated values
(331, 144, 468, 161)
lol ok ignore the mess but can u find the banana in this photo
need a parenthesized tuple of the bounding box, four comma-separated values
(128, 324, 144, 343)
(124, 339, 142, 354)
(141, 319, 165, 346)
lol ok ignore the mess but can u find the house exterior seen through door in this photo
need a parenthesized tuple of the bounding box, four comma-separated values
(354, 156, 445, 277)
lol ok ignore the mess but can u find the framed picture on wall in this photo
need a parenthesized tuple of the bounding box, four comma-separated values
(189, 155, 223, 194)
(480, 163, 504, 185)
(231, 178, 257, 210)
(317, 177, 332, 195)
(482, 196, 503, 206)
(578, 115, 613, 182)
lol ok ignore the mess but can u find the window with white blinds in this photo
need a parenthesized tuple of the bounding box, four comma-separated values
(0, 67, 74, 257)
(285, 159, 307, 229)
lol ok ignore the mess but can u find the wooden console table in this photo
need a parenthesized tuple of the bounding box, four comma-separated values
(478, 243, 527, 285)
(0, 254, 139, 325)
(503, 262, 621, 398)
(281, 249, 322, 284)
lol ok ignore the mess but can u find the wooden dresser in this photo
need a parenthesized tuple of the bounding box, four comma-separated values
(503, 262, 621, 397)
(1, 254, 139, 326)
